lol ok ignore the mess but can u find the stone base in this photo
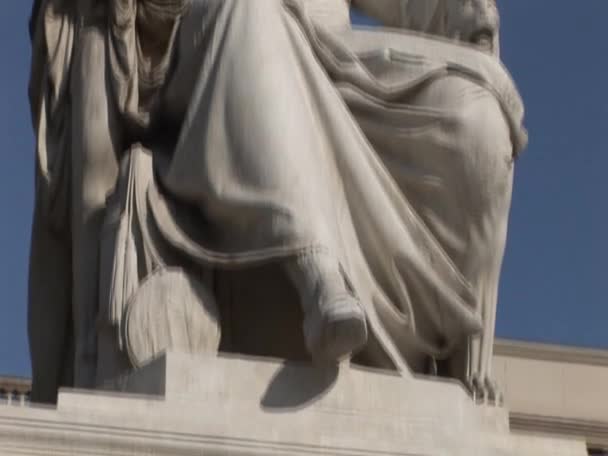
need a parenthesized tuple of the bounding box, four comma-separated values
(0, 353, 588, 455)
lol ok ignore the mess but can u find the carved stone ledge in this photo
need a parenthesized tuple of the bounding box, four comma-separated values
(0, 353, 589, 456)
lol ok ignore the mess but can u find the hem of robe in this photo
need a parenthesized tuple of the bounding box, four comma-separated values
(147, 148, 483, 364)
(31, 0, 527, 372)
(142, 1, 527, 364)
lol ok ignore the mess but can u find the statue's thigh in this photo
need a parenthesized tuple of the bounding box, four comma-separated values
(411, 76, 513, 382)
(410, 76, 514, 284)
(408, 75, 514, 229)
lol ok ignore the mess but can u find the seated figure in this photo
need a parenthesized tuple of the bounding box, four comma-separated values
(27, 0, 526, 403)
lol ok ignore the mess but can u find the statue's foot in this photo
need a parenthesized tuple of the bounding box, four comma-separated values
(286, 253, 368, 362)
(468, 373, 504, 405)
(303, 294, 367, 363)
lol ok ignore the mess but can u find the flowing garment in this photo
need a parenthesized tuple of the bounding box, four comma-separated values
(28, 0, 527, 398)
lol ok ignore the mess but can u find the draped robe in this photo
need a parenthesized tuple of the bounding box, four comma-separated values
(28, 0, 526, 401)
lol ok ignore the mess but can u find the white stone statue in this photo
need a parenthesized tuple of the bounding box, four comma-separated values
(27, 0, 526, 404)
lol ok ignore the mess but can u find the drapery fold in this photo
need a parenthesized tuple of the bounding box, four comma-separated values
(29, 0, 527, 379)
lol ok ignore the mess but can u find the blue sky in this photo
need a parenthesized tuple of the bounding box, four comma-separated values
(0, 1, 607, 377)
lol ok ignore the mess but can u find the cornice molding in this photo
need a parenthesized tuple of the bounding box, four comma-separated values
(494, 339, 608, 367)
(0, 411, 591, 456)
(510, 412, 608, 449)
(0, 413, 425, 456)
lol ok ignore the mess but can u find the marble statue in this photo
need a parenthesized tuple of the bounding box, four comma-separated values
(27, 0, 526, 404)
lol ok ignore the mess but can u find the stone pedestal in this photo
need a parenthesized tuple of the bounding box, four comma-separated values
(0, 353, 588, 455)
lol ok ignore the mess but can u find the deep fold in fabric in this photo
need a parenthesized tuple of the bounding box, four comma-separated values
(30, 0, 527, 372)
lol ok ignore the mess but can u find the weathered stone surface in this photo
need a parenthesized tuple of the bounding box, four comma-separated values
(0, 354, 587, 456)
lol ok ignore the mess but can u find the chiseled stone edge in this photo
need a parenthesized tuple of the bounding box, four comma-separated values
(510, 412, 608, 449)
(0, 414, 421, 456)
(494, 339, 608, 367)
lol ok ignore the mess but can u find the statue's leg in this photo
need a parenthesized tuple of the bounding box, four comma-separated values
(341, 69, 513, 384)
(70, 22, 121, 388)
(28, 198, 73, 403)
(408, 75, 514, 400)
(165, 0, 367, 363)
(456, 87, 512, 404)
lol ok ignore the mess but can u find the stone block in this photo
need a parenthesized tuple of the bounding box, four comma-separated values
(0, 353, 589, 455)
